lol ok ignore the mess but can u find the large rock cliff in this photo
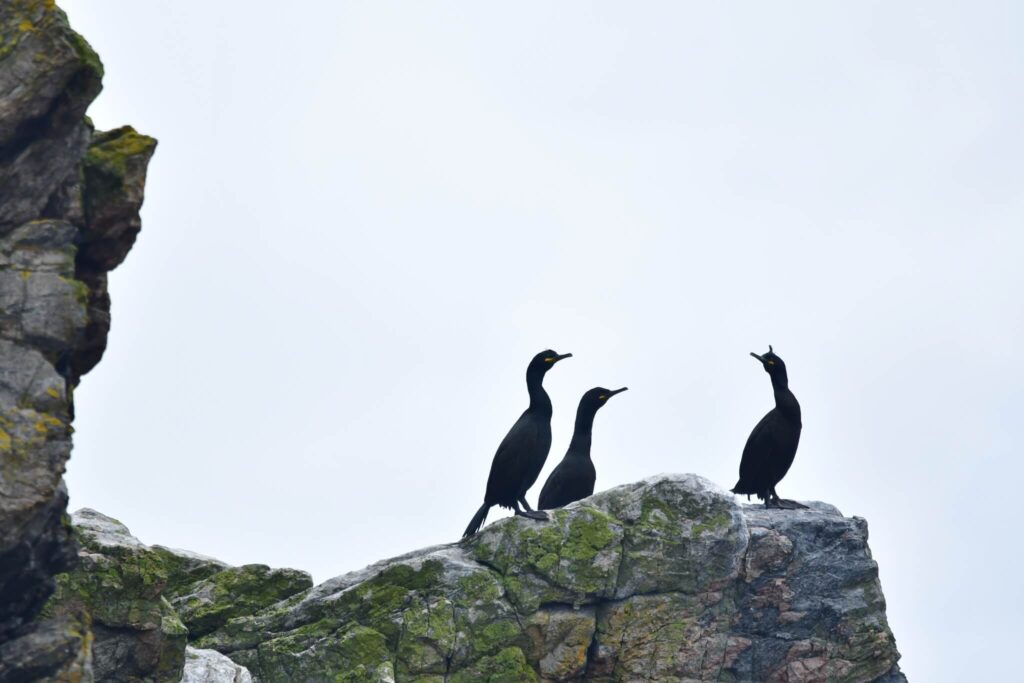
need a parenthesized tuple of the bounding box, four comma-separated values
(0, 0, 155, 679)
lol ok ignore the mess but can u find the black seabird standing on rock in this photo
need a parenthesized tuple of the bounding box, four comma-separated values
(731, 346, 808, 509)
(538, 386, 627, 510)
(462, 349, 572, 537)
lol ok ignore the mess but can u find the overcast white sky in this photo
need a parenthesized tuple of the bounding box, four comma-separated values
(59, 2, 1023, 680)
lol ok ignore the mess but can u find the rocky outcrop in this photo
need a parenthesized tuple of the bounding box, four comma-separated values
(193, 475, 904, 683)
(0, 0, 155, 678)
(31, 480, 904, 682)
(44, 509, 191, 682)
(41, 510, 310, 682)
(70, 125, 156, 381)
(182, 647, 253, 683)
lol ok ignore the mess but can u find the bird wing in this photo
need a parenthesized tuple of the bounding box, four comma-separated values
(485, 413, 541, 506)
(539, 457, 595, 510)
(537, 459, 565, 509)
(736, 411, 776, 492)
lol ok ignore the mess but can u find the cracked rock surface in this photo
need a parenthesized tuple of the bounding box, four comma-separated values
(194, 475, 905, 683)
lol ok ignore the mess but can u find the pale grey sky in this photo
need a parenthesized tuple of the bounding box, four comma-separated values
(61, 2, 1023, 680)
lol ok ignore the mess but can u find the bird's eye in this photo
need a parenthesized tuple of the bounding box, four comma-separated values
(544, 357, 555, 363)
(767, 360, 775, 366)
(599, 395, 607, 400)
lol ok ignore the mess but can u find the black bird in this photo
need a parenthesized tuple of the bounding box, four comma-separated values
(463, 349, 572, 537)
(731, 346, 807, 509)
(538, 386, 627, 510)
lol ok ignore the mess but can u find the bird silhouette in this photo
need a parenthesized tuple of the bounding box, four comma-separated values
(731, 346, 807, 509)
(463, 349, 572, 537)
(538, 386, 627, 510)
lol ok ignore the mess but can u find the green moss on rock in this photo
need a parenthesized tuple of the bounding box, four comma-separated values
(148, 545, 227, 598)
(455, 570, 502, 605)
(472, 507, 622, 610)
(395, 596, 456, 676)
(40, 511, 195, 682)
(65, 25, 103, 83)
(259, 625, 392, 683)
(173, 564, 312, 638)
(449, 646, 538, 683)
(83, 127, 156, 180)
(81, 127, 155, 224)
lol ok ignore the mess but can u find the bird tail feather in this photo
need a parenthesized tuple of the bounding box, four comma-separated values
(463, 502, 490, 538)
(730, 481, 754, 495)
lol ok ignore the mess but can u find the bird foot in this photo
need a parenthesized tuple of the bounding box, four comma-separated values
(515, 509, 549, 521)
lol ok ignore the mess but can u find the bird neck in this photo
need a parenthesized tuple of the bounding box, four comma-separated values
(567, 410, 597, 457)
(770, 372, 801, 420)
(526, 369, 552, 415)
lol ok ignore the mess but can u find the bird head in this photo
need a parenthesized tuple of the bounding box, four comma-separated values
(750, 345, 787, 377)
(580, 386, 628, 413)
(529, 349, 572, 374)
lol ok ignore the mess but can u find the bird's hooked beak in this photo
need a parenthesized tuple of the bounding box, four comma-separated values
(750, 345, 775, 367)
(549, 353, 573, 363)
(598, 386, 628, 402)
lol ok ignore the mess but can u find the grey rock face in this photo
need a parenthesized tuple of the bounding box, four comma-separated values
(194, 474, 904, 683)
(0, 610, 93, 683)
(0, 217, 82, 642)
(0, 2, 103, 231)
(182, 647, 254, 683)
(0, 1, 155, 680)
(70, 507, 150, 551)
